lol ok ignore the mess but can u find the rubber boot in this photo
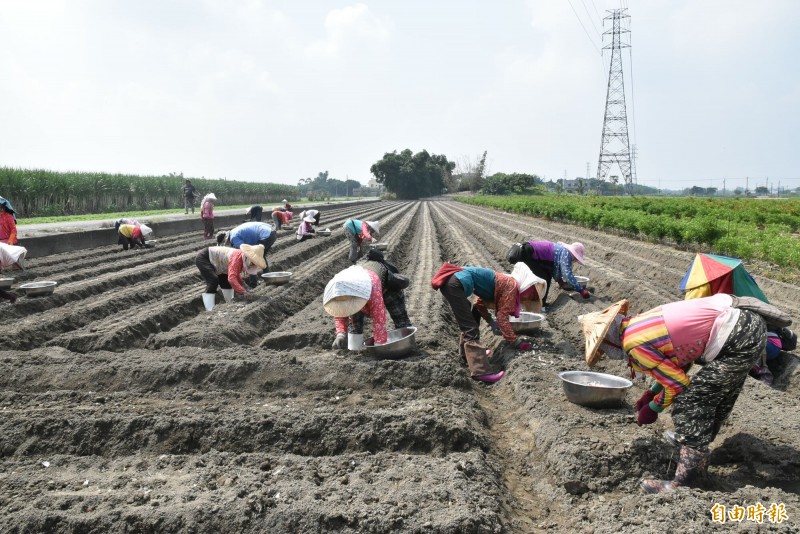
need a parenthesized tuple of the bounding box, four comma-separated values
(221, 288, 234, 303)
(463, 340, 493, 378)
(640, 445, 709, 494)
(663, 430, 679, 448)
(458, 334, 466, 364)
(202, 293, 216, 312)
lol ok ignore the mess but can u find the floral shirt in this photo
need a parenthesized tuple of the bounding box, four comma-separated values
(473, 273, 520, 344)
(207, 246, 247, 294)
(553, 243, 583, 291)
(334, 269, 387, 344)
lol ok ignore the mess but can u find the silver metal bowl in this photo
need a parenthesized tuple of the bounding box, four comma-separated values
(364, 327, 417, 359)
(370, 242, 388, 251)
(0, 277, 13, 290)
(509, 312, 545, 333)
(281, 224, 292, 230)
(565, 275, 590, 290)
(317, 229, 332, 237)
(19, 281, 58, 297)
(558, 371, 632, 408)
(261, 271, 292, 285)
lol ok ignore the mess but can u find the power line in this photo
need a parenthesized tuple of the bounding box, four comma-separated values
(579, 0, 602, 37)
(565, 0, 602, 56)
(589, 0, 602, 21)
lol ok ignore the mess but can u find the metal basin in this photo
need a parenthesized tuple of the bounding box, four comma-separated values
(0, 277, 13, 290)
(364, 327, 417, 359)
(261, 271, 292, 285)
(370, 242, 388, 251)
(558, 371, 632, 408)
(19, 281, 58, 297)
(566, 275, 590, 290)
(317, 229, 332, 237)
(510, 312, 545, 333)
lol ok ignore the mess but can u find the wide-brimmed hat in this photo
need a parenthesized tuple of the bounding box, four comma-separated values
(240, 244, 267, 270)
(282, 199, 288, 203)
(510, 262, 545, 294)
(560, 242, 585, 265)
(303, 215, 316, 223)
(205, 193, 217, 201)
(578, 300, 629, 366)
(365, 220, 380, 238)
(139, 224, 153, 236)
(323, 266, 371, 317)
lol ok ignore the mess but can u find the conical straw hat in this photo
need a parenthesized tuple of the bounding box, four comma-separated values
(323, 266, 372, 317)
(578, 300, 629, 366)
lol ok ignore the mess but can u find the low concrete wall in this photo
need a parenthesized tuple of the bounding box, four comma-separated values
(22, 200, 378, 258)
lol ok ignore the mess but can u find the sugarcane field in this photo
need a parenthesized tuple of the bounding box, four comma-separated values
(0, 198, 798, 533)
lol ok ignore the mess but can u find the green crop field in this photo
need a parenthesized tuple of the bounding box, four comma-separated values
(0, 167, 298, 218)
(458, 194, 800, 269)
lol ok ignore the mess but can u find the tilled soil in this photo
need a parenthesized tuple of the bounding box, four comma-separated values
(1, 199, 798, 533)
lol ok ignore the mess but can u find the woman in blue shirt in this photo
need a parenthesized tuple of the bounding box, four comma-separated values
(217, 222, 276, 286)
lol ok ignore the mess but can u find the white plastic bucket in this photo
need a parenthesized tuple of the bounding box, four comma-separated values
(221, 288, 234, 302)
(202, 293, 216, 311)
(347, 333, 364, 351)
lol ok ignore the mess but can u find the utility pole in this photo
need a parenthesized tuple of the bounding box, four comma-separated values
(597, 8, 634, 195)
(746, 176, 749, 196)
(723, 178, 726, 196)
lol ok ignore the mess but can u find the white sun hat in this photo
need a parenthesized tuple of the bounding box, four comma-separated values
(510, 262, 545, 294)
(323, 266, 372, 317)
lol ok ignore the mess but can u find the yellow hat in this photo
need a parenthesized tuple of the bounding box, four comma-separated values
(578, 300, 629, 366)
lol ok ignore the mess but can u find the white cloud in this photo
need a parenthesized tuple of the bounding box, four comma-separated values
(305, 3, 391, 60)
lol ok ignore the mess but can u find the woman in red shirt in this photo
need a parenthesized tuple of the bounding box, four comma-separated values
(0, 198, 18, 245)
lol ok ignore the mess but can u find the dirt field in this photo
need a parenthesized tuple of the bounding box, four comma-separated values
(1, 199, 798, 533)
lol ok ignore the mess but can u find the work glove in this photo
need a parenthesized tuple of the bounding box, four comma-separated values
(635, 389, 656, 412)
(514, 338, 533, 351)
(490, 320, 502, 336)
(579, 289, 591, 299)
(557, 279, 566, 290)
(332, 333, 347, 350)
(636, 404, 659, 426)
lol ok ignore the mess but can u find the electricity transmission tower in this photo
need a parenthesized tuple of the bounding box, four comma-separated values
(597, 8, 635, 195)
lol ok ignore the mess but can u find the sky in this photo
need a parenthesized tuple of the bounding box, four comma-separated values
(1, 0, 798, 192)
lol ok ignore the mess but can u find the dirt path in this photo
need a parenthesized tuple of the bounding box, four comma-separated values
(1, 199, 798, 533)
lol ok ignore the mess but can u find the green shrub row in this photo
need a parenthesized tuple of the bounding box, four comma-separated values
(458, 195, 800, 267)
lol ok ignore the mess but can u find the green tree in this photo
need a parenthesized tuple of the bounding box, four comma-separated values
(370, 149, 455, 199)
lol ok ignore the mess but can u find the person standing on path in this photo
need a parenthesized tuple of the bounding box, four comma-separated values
(0, 197, 18, 245)
(580, 295, 791, 494)
(183, 179, 197, 214)
(201, 193, 216, 239)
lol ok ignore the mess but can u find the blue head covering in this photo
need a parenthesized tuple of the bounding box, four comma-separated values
(0, 197, 16, 221)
